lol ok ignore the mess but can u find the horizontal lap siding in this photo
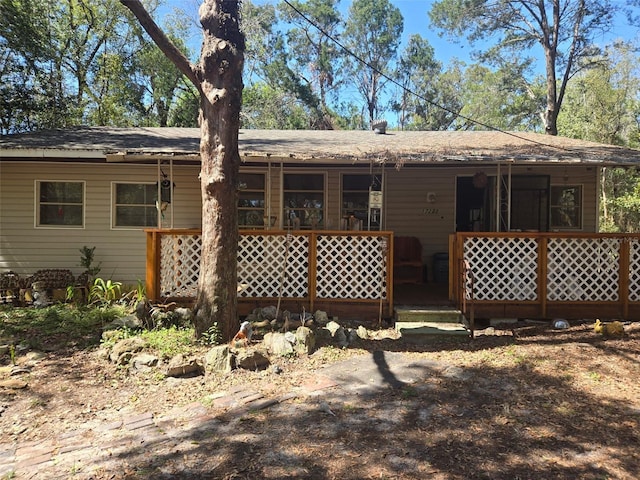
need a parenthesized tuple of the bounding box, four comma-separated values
(385, 167, 455, 267)
(0, 162, 201, 286)
(383, 165, 599, 279)
(1, 160, 599, 287)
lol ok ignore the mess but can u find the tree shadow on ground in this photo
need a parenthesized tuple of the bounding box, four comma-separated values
(89, 334, 640, 480)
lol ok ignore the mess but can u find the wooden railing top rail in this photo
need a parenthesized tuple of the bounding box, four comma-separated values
(454, 232, 640, 239)
(145, 228, 395, 237)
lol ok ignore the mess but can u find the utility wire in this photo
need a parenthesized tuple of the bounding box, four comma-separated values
(281, 0, 574, 152)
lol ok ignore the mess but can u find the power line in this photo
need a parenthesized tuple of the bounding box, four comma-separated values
(281, 0, 574, 151)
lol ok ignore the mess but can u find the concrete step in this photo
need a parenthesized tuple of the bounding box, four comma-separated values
(395, 321, 470, 342)
(395, 307, 462, 324)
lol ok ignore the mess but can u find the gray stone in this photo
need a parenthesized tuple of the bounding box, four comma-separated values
(236, 350, 270, 370)
(295, 326, 316, 355)
(263, 332, 294, 357)
(109, 337, 147, 364)
(261, 306, 278, 320)
(132, 353, 159, 369)
(166, 354, 203, 377)
(104, 315, 142, 330)
(174, 307, 193, 323)
(0, 345, 9, 356)
(314, 310, 329, 325)
(204, 345, 232, 374)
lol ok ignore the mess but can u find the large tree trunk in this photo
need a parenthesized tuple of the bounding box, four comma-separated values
(120, 0, 244, 341)
(193, 0, 245, 341)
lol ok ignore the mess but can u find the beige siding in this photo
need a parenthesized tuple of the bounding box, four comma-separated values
(383, 164, 599, 278)
(1, 160, 600, 286)
(0, 162, 201, 285)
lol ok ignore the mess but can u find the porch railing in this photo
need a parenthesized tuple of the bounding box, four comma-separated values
(145, 229, 393, 314)
(451, 232, 640, 320)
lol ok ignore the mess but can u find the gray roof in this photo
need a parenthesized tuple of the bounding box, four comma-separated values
(2, 126, 640, 165)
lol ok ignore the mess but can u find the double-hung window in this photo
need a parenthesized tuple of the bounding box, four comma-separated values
(36, 181, 84, 227)
(113, 183, 158, 228)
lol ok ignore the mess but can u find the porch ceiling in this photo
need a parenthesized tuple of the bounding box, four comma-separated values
(3, 126, 640, 166)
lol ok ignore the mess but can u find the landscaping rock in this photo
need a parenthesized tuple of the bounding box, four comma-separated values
(235, 350, 270, 371)
(295, 326, 316, 355)
(356, 325, 369, 340)
(0, 379, 28, 389)
(314, 310, 329, 325)
(109, 337, 146, 364)
(263, 332, 294, 357)
(104, 315, 141, 331)
(166, 354, 203, 377)
(204, 345, 232, 374)
(261, 306, 277, 320)
(132, 353, 159, 369)
(325, 321, 349, 348)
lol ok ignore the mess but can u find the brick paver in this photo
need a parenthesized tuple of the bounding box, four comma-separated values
(1, 374, 338, 479)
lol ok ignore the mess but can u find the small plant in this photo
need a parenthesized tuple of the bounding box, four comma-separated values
(65, 285, 75, 302)
(200, 323, 222, 346)
(89, 278, 122, 305)
(120, 280, 146, 307)
(9, 344, 16, 365)
(79, 246, 101, 276)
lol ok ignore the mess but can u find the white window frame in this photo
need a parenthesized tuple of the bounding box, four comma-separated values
(34, 180, 85, 229)
(111, 181, 159, 230)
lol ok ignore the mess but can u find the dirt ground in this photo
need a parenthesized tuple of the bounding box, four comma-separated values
(1, 318, 640, 479)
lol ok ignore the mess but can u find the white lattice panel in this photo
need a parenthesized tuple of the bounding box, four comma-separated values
(464, 237, 538, 301)
(238, 234, 309, 298)
(316, 235, 388, 299)
(547, 238, 620, 301)
(160, 235, 201, 297)
(630, 239, 640, 301)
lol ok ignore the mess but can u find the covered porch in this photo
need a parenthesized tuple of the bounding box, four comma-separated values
(145, 229, 640, 323)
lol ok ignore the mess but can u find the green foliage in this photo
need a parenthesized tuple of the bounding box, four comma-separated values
(89, 278, 122, 305)
(429, 0, 618, 134)
(242, 82, 310, 129)
(140, 326, 195, 359)
(343, 0, 404, 125)
(200, 323, 222, 346)
(558, 43, 640, 146)
(79, 246, 101, 276)
(0, 304, 122, 350)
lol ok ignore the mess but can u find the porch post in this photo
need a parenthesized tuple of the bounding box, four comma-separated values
(538, 236, 548, 318)
(145, 230, 161, 301)
(620, 238, 630, 319)
(308, 232, 317, 312)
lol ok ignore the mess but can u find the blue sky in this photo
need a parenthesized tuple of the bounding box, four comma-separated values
(169, 0, 639, 71)
(163, 0, 639, 125)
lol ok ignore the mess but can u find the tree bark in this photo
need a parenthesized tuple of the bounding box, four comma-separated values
(120, 0, 244, 341)
(193, 1, 244, 341)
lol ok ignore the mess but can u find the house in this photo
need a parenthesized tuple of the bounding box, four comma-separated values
(2, 127, 640, 319)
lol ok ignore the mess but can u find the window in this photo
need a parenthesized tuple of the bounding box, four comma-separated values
(283, 173, 324, 229)
(342, 174, 382, 230)
(36, 181, 84, 227)
(113, 183, 158, 228)
(238, 173, 266, 229)
(550, 185, 582, 229)
(507, 175, 549, 232)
